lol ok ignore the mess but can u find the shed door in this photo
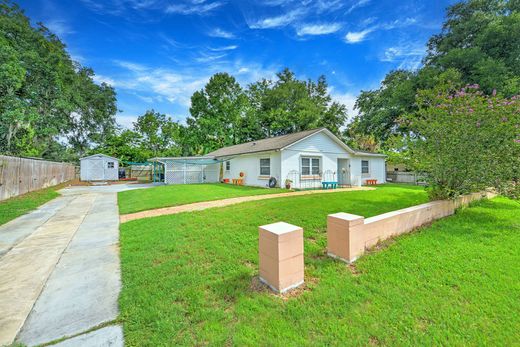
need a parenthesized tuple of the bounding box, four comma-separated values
(89, 158, 105, 180)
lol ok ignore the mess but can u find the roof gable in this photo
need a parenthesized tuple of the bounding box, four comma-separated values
(205, 128, 386, 158)
(80, 153, 119, 161)
(206, 128, 324, 158)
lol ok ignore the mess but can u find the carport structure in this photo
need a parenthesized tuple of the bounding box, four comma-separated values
(148, 156, 223, 184)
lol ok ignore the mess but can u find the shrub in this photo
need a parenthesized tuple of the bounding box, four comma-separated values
(408, 85, 520, 200)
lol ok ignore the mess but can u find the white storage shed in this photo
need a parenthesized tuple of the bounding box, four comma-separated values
(80, 154, 119, 181)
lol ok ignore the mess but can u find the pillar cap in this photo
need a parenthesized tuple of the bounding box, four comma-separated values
(328, 212, 364, 221)
(259, 222, 301, 235)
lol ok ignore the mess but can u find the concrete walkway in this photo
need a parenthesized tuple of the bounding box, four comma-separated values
(120, 186, 374, 223)
(0, 183, 151, 346)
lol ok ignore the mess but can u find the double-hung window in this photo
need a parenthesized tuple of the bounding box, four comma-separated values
(301, 157, 320, 176)
(260, 158, 270, 176)
(361, 160, 370, 175)
(225, 161, 230, 171)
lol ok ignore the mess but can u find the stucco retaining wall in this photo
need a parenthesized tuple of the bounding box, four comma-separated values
(327, 191, 496, 263)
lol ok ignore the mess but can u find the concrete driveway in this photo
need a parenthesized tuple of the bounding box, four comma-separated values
(0, 183, 154, 346)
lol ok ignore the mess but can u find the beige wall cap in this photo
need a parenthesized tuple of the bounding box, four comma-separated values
(260, 222, 301, 235)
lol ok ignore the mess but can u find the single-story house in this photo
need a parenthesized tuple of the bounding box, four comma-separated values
(80, 154, 119, 181)
(150, 128, 386, 188)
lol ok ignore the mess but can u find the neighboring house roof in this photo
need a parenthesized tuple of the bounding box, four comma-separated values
(80, 153, 119, 161)
(206, 128, 386, 158)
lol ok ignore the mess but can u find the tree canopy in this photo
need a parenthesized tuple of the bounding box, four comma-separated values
(350, 0, 520, 147)
(0, 1, 117, 160)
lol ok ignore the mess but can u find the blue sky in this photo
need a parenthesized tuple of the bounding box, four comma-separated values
(18, 0, 455, 128)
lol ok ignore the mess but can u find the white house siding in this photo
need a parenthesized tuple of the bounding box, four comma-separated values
(222, 151, 281, 187)
(349, 157, 386, 186)
(281, 132, 386, 187)
(280, 132, 353, 187)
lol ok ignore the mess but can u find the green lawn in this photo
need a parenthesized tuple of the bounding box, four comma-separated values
(119, 185, 520, 345)
(117, 183, 288, 214)
(0, 185, 62, 226)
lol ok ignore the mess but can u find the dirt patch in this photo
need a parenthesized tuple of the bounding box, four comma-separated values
(347, 263, 361, 277)
(249, 274, 318, 300)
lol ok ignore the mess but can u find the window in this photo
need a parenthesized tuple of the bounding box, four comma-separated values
(301, 157, 320, 176)
(259, 158, 270, 176)
(225, 161, 230, 171)
(107, 162, 114, 169)
(361, 160, 369, 175)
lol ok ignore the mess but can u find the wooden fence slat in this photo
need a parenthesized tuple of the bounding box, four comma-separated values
(0, 155, 76, 201)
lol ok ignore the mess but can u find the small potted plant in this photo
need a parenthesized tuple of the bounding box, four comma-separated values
(285, 178, 293, 189)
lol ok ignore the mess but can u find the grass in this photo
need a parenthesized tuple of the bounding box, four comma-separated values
(117, 183, 287, 215)
(119, 185, 520, 345)
(0, 183, 67, 226)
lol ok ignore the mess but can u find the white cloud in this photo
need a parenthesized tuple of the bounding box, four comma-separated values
(209, 45, 238, 51)
(248, 8, 305, 29)
(344, 28, 374, 43)
(296, 23, 342, 36)
(194, 52, 228, 63)
(46, 20, 75, 37)
(381, 17, 417, 30)
(314, 0, 345, 13)
(114, 60, 148, 72)
(343, 17, 417, 44)
(207, 28, 235, 39)
(347, 0, 370, 14)
(105, 59, 280, 115)
(380, 44, 425, 70)
(330, 89, 358, 119)
(166, 1, 224, 15)
(117, 113, 139, 130)
(92, 74, 116, 86)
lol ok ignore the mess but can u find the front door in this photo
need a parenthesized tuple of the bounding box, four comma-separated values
(337, 159, 350, 186)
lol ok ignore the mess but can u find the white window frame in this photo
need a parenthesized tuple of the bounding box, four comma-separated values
(361, 160, 370, 176)
(107, 161, 114, 169)
(259, 158, 271, 176)
(225, 160, 230, 171)
(301, 156, 321, 177)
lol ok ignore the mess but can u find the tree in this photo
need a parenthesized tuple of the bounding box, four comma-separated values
(92, 129, 144, 162)
(426, 0, 520, 95)
(187, 73, 251, 153)
(352, 70, 418, 143)
(349, 0, 520, 148)
(184, 69, 348, 155)
(407, 84, 520, 200)
(134, 110, 182, 158)
(248, 69, 347, 138)
(0, 1, 117, 160)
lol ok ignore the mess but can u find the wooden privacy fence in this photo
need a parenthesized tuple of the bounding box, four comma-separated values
(0, 155, 76, 201)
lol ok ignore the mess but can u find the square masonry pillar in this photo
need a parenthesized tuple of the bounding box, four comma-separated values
(259, 222, 304, 293)
(327, 212, 365, 263)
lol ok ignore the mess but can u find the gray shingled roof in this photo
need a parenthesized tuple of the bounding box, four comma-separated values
(207, 128, 325, 158)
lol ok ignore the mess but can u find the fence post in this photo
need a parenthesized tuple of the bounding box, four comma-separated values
(259, 222, 304, 293)
(327, 212, 365, 263)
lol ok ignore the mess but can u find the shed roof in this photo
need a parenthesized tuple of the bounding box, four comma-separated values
(80, 153, 119, 161)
